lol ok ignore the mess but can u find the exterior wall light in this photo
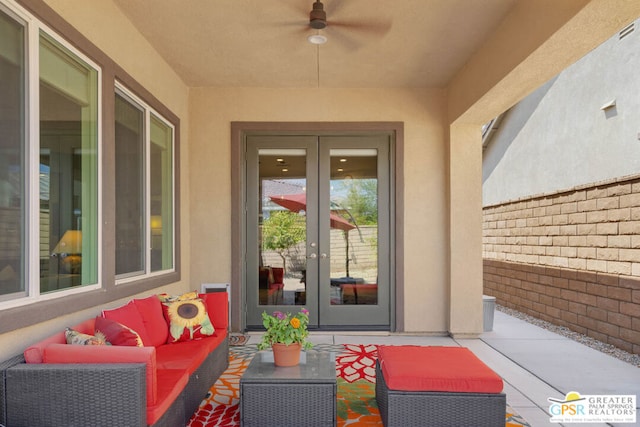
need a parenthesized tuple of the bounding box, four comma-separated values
(600, 99, 616, 110)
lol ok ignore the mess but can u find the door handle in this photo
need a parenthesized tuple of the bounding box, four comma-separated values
(307, 253, 317, 259)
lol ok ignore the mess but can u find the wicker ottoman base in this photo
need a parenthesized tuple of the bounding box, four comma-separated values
(375, 361, 505, 427)
(240, 352, 336, 427)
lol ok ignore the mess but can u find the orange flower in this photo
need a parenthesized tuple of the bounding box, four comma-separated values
(290, 317, 301, 329)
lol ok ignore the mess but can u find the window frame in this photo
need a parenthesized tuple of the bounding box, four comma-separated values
(114, 83, 177, 283)
(0, 0, 181, 333)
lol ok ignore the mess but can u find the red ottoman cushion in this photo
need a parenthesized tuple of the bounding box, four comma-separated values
(378, 345, 503, 393)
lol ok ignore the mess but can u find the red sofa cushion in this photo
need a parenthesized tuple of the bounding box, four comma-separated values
(133, 295, 169, 347)
(147, 368, 189, 426)
(42, 343, 159, 405)
(24, 318, 95, 363)
(102, 301, 152, 346)
(199, 292, 228, 332)
(155, 334, 225, 373)
(378, 346, 503, 393)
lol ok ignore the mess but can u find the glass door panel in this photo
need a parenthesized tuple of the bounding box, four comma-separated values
(259, 149, 308, 307)
(246, 136, 318, 327)
(328, 149, 378, 306)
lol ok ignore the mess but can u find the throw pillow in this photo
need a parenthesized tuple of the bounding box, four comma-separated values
(95, 316, 144, 347)
(199, 292, 226, 330)
(132, 295, 169, 346)
(159, 291, 215, 343)
(101, 300, 152, 346)
(65, 328, 108, 346)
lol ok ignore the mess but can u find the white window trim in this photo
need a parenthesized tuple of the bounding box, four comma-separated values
(115, 82, 176, 285)
(0, 0, 102, 310)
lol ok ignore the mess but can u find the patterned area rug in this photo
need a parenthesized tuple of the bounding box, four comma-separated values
(188, 343, 531, 426)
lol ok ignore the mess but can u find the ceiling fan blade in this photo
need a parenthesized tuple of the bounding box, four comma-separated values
(276, 20, 311, 29)
(324, 26, 362, 51)
(327, 19, 392, 36)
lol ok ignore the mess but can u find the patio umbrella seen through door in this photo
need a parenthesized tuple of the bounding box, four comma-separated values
(269, 193, 358, 275)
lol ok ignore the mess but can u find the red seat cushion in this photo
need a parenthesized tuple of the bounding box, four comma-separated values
(155, 336, 222, 374)
(146, 368, 189, 425)
(378, 346, 503, 393)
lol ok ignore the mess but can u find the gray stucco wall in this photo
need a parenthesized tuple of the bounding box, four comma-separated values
(483, 19, 640, 207)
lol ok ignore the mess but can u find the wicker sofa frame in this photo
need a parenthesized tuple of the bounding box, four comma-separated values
(375, 361, 506, 427)
(0, 338, 228, 427)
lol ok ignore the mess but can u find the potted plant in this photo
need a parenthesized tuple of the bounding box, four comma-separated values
(257, 308, 313, 366)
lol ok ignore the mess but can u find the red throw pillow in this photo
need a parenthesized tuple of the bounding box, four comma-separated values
(102, 300, 151, 345)
(199, 292, 227, 331)
(95, 316, 143, 347)
(133, 295, 169, 347)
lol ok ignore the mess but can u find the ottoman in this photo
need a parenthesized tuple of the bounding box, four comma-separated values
(375, 346, 505, 427)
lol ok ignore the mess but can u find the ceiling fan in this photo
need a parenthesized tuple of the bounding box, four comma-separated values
(301, 0, 392, 48)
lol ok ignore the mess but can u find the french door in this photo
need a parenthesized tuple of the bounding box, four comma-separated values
(245, 134, 391, 329)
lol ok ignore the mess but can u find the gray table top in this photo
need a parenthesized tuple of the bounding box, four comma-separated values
(241, 351, 337, 384)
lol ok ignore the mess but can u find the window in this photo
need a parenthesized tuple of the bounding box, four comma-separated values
(149, 115, 174, 272)
(0, 7, 26, 301)
(0, 2, 100, 307)
(115, 87, 175, 281)
(115, 93, 145, 277)
(0, 0, 179, 322)
(40, 32, 100, 293)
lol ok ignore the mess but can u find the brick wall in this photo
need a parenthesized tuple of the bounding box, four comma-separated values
(483, 174, 640, 353)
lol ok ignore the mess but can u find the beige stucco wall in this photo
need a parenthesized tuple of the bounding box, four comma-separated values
(188, 87, 450, 333)
(0, 0, 191, 361)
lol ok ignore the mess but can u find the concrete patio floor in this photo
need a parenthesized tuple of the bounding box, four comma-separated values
(246, 310, 640, 426)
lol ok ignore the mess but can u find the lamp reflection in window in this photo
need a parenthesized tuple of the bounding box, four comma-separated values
(52, 230, 82, 274)
(150, 215, 162, 233)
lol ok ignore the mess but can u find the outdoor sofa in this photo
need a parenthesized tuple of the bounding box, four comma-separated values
(0, 291, 229, 427)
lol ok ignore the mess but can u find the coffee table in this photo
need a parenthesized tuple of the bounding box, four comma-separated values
(240, 351, 337, 427)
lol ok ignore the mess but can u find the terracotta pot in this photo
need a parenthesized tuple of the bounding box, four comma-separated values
(272, 342, 301, 367)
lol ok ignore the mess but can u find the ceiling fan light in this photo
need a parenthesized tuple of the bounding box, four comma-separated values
(308, 34, 327, 45)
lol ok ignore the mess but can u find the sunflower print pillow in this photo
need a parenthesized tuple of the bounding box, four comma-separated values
(159, 292, 215, 343)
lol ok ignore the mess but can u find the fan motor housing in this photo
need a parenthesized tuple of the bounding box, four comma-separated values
(310, 1, 327, 29)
